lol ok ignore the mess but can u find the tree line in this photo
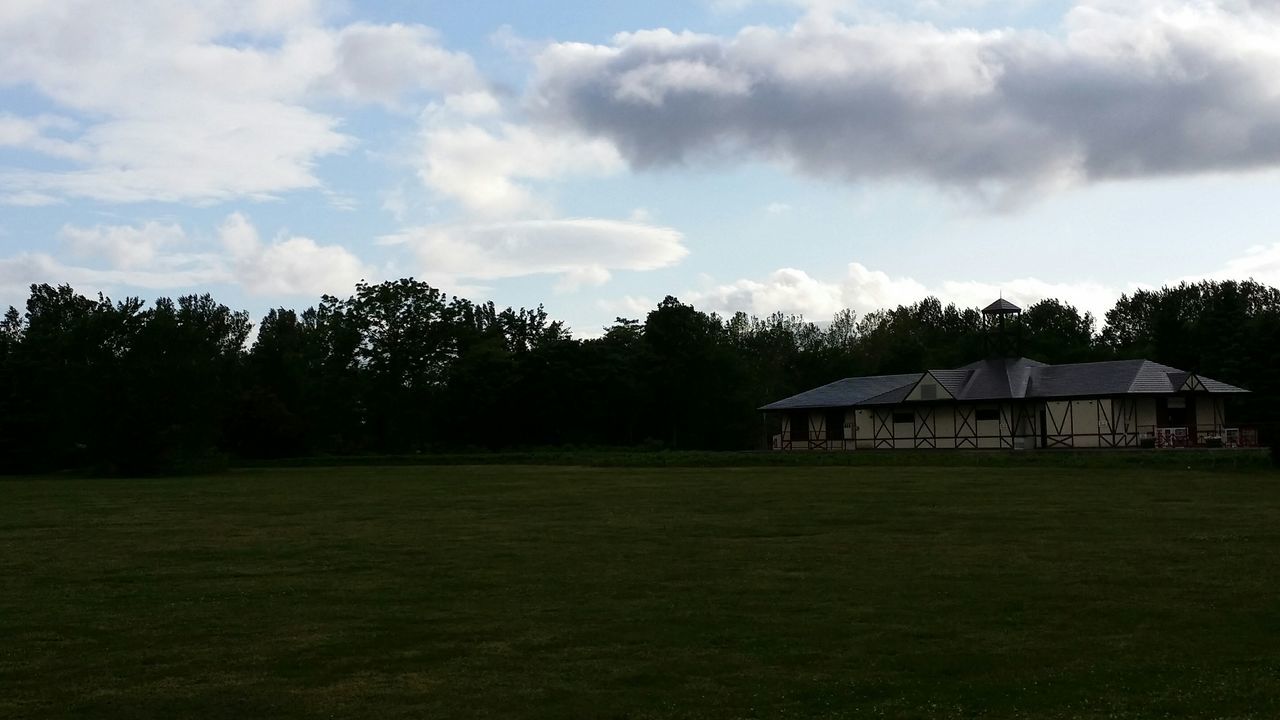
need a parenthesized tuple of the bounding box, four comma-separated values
(2, 278, 1277, 474)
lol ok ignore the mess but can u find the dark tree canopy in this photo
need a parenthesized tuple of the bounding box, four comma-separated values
(1, 278, 1276, 474)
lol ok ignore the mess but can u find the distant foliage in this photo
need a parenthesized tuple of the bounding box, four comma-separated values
(2, 278, 1277, 473)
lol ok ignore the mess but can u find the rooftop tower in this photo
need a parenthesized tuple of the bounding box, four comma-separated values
(982, 296, 1022, 357)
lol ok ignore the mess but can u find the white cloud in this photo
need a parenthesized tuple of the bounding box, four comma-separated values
(932, 277, 1126, 321)
(0, 113, 85, 160)
(381, 218, 688, 288)
(764, 202, 793, 215)
(685, 262, 1131, 320)
(442, 92, 504, 117)
(532, 2, 1280, 203)
(381, 185, 410, 223)
(316, 22, 491, 108)
(0, 2, 487, 204)
(0, 251, 230, 309)
(1201, 242, 1280, 288)
(692, 267, 850, 318)
(419, 117, 624, 218)
(61, 221, 186, 270)
(219, 213, 371, 296)
(596, 294, 659, 320)
(1, 213, 372, 307)
(554, 266, 613, 293)
(0, 191, 61, 207)
(685, 247, 1280, 325)
(711, 0, 1041, 20)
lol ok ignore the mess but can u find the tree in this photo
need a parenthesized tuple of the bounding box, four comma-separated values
(643, 297, 753, 448)
(4, 275, 1278, 471)
(112, 294, 250, 473)
(1018, 299, 1096, 363)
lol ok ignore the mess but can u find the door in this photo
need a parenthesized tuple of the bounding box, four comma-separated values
(825, 408, 846, 448)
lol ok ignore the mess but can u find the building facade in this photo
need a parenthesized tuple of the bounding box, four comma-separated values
(762, 356, 1248, 451)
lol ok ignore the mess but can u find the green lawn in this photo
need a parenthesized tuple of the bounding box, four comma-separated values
(2, 465, 1279, 719)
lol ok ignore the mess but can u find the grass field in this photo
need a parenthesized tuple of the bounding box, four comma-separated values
(3, 465, 1279, 719)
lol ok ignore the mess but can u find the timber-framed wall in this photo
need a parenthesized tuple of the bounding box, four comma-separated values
(771, 395, 1231, 451)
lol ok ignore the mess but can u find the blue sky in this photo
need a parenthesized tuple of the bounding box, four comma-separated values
(4, 0, 1280, 336)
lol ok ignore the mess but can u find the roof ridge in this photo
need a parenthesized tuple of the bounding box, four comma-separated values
(1007, 358, 1030, 398)
(1040, 357, 1144, 369)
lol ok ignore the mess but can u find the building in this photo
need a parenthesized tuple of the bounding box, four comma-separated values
(760, 300, 1249, 450)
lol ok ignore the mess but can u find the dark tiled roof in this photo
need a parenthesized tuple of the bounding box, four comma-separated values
(1026, 359, 1250, 397)
(956, 357, 1045, 399)
(1029, 359, 1156, 396)
(983, 298, 1021, 314)
(758, 374, 919, 411)
(1197, 375, 1247, 393)
(762, 357, 1247, 410)
(859, 381, 917, 406)
(928, 369, 974, 396)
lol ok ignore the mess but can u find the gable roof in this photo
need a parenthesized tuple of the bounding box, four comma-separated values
(760, 357, 1247, 410)
(928, 369, 974, 396)
(898, 370, 962, 403)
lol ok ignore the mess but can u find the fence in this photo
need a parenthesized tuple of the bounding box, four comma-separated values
(1137, 426, 1259, 448)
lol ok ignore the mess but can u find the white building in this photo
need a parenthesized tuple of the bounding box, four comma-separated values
(762, 356, 1248, 450)
(760, 301, 1249, 450)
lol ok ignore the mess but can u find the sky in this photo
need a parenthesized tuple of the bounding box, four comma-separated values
(3, 0, 1280, 337)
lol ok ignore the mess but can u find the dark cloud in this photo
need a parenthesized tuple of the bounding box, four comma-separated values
(530, 3, 1280, 200)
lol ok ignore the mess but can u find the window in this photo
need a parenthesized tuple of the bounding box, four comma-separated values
(893, 411, 914, 424)
(976, 408, 1000, 422)
(920, 384, 936, 401)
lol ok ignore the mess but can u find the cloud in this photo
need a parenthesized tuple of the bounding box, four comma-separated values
(0, 251, 230, 310)
(0, 2, 487, 204)
(0, 113, 85, 160)
(692, 267, 852, 318)
(532, 2, 1280, 202)
(61, 221, 186, 269)
(0, 214, 371, 308)
(684, 239, 1280, 323)
(597, 295, 660, 320)
(317, 23, 489, 107)
(708, 0, 858, 14)
(1202, 242, 1280, 288)
(419, 117, 624, 218)
(0, 191, 61, 207)
(711, 0, 1043, 20)
(554, 266, 614, 293)
(684, 242, 1280, 326)
(685, 262, 1129, 320)
(219, 213, 371, 296)
(381, 218, 688, 288)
